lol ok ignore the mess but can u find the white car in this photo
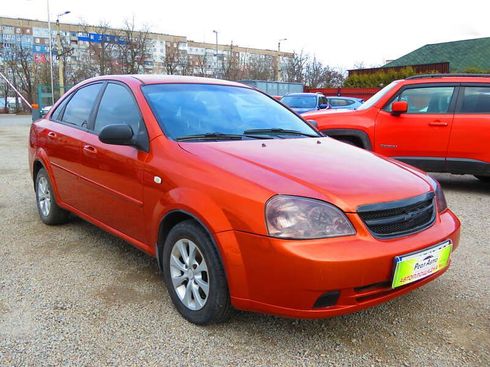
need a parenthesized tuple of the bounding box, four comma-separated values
(40, 105, 52, 117)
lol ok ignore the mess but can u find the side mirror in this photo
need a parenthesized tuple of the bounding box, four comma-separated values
(319, 103, 329, 110)
(99, 124, 134, 146)
(391, 100, 408, 115)
(306, 119, 318, 128)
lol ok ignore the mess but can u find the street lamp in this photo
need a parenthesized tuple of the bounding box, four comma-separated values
(278, 38, 287, 52)
(56, 10, 71, 97)
(277, 38, 287, 81)
(212, 30, 218, 78)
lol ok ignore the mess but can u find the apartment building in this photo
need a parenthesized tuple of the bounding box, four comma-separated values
(0, 16, 292, 79)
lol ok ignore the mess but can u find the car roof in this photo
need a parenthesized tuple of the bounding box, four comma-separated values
(283, 93, 320, 97)
(403, 74, 490, 85)
(79, 74, 250, 88)
(327, 96, 362, 100)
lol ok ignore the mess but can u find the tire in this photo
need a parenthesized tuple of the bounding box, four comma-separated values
(474, 175, 490, 183)
(162, 220, 232, 325)
(35, 168, 70, 225)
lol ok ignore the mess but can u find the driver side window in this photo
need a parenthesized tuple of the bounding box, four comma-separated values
(94, 83, 142, 134)
(385, 86, 455, 114)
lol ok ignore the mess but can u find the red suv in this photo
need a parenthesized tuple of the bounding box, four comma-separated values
(303, 74, 490, 182)
(29, 75, 460, 324)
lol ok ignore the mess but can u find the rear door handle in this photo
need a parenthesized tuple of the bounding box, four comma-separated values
(47, 131, 57, 138)
(83, 144, 97, 154)
(429, 121, 448, 127)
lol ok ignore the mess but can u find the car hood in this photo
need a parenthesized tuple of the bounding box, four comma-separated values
(302, 108, 357, 117)
(178, 137, 431, 212)
(291, 107, 316, 114)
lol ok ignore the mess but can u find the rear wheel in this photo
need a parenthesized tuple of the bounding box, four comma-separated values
(35, 168, 70, 225)
(474, 175, 490, 183)
(162, 220, 232, 324)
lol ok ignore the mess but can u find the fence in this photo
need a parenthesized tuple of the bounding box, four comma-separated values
(239, 80, 304, 96)
(37, 84, 74, 108)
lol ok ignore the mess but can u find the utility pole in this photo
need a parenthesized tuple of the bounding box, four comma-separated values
(277, 38, 287, 82)
(46, 0, 54, 105)
(56, 11, 70, 98)
(213, 30, 218, 78)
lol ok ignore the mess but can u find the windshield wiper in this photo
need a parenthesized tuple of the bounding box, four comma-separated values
(243, 128, 319, 137)
(175, 132, 272, 142)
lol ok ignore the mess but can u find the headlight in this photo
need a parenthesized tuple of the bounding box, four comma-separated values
(427, 177, 448, 212)
(265, 195, 356, 239)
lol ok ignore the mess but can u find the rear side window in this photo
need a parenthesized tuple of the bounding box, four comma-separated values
(94, 83, 142, 133)
(329, 98, 353, 106)
(385, 86, 455, 114)
(458, 86, 490, 113)
(62, 83, 102, 127)
(50, 97, 70, 121)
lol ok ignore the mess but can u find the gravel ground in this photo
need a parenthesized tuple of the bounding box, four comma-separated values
(0, 115, 489, 366)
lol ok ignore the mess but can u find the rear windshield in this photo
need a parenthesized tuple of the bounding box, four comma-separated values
(142, 84, 318, 140)
(280, 95, 317, 109)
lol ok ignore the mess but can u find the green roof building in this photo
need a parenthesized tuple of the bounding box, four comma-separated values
(384, 37, 490, 72)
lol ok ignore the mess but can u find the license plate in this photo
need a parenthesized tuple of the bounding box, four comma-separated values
(392, 241, 452, 288)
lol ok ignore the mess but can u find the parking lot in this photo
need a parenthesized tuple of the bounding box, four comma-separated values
(0, 114, 488, 366)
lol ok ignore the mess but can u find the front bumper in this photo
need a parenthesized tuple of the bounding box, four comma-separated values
(216, 209, 460, 318)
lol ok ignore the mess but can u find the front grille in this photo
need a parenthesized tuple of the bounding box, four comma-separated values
(358, 192, 436, 238)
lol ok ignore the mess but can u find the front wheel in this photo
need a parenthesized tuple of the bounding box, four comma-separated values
(162, 220, 232, 324)
(475, 175, 490, 183)
(35, 168, 70, 225)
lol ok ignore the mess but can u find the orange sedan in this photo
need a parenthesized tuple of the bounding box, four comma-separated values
(29, 76, 460, 324)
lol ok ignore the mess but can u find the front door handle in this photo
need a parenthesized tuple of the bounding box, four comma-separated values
(83, 144, 97, 154)
(47, 131, 57, 138)
(429, 121, 448, 127)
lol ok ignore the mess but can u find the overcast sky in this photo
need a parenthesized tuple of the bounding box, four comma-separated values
(6, 0, 490, 71)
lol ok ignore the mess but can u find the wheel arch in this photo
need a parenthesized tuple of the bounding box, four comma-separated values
(32, 159, 45, 188)
(156, 209, 225, 273)
(322, 128, 373, 150)
(31, 152, 63, 205)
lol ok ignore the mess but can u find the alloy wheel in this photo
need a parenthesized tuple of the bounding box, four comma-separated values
(169, 238, 209, 310)
(37, 176, 51, 217)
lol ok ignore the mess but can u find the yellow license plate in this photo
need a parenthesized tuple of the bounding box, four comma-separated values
(392, 241, 452, 288)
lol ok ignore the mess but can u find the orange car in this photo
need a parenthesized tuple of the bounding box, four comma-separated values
(303, 74, 490, 182)
(29, 76, 460, 324)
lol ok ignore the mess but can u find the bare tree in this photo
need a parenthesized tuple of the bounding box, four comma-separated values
(9, 42, 35, 109)
(81, 20, 119, 75)
(178, 51, 191, 75)
(222, 43, 241, 81)
(65, 61, 96, 86)
(0, 65, 10, 112)
(304, 56, 324, 87)
(118, 18, 151, 74)
(244, 54, 274, 80)
(194, 53, 209, 77)
(304, 57, 344, 88)
(283, 51, 308, 83)
(163, 45, 180, 75)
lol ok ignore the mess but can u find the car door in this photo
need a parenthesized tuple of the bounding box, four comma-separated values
(447, 84, 490, 173)
(42, 83, 103, 208)
(76, 82, 149, 243)
(374, 84, 457, 171)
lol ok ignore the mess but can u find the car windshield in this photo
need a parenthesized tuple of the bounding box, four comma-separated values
(357, 81, 400, 110)
(280, 95, 317, 109)
(142, 84, 319, 140)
